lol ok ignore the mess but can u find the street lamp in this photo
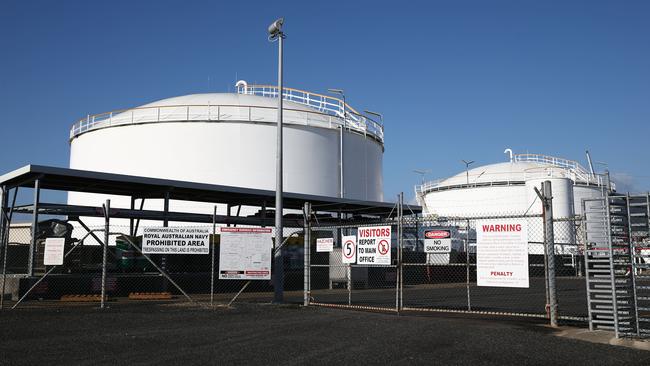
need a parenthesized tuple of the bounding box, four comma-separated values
(269, 17, 285, 303)
(328, 88, 345, 198)
(461, 160, 474, 185)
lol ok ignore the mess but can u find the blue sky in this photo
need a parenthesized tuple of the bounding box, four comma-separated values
(1, 0, 649, 204)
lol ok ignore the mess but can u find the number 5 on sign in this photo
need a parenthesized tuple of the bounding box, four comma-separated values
(341, 235, 357, 264)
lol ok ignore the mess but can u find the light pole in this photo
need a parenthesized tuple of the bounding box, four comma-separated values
(461, 160, 474, 185)
(269, 17, 285, 303)
(328, 88, 345, 198)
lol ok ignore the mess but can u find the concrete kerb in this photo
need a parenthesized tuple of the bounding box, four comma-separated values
(554, 327, 650, 352)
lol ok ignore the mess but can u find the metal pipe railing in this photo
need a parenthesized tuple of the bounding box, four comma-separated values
(70, 103, 384, 143)
(416, 153, 611, 194)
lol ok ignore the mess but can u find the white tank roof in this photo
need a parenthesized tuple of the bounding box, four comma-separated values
(138, 92, 315, 112)
(418, 153, 612, 193)
(437, 161, 546, 187)
(69, 81, 385, 144)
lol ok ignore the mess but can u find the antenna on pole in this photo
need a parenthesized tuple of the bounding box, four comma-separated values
(585, 150, 595, 177)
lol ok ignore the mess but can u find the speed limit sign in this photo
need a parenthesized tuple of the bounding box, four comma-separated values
(341, 235, 357, 264)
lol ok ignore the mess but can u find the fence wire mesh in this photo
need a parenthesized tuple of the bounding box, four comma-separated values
(0, 211, 589, 322)
(308, 222, 400, 311)
(307, 214, 588, 321)
(0, 222, 305, 309)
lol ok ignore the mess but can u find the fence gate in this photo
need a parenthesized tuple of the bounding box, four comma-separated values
(583, 194, 650, 338)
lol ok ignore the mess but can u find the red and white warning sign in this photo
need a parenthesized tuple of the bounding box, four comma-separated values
(476, 219, 529, 288)
(357, 226, 391, 265)
(341, 235, 357, 264)
(424, 229, 452, 253)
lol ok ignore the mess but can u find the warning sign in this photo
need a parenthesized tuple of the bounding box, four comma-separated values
(316, 238, 334, 252)
(424, 229, 452, 253)
(142, 227, 210, 254)
(341, 235, 357, 264)
(357, 226, 391, 265)
(476, 219, 529, 288)
(43, 238, 65, 266)
(219, 227, 272, 280)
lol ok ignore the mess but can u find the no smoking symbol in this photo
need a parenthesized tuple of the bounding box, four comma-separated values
(377, 239, 389, 255)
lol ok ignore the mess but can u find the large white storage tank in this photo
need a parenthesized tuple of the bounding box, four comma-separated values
(416, 151, 612, 218)
(67, 81, 384, 237)
(415, 151, 614, 252)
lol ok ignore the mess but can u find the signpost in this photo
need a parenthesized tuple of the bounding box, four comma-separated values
(219, 227, 272, 280)
(142, 227, 210, 254)
(357, 226, 391, 265)
(476, 219, 529, 288)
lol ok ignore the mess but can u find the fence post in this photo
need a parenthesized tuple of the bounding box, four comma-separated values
(0, 187, 16, 310)
(396, 193, 403, 313)
(211, 205, 217, 306)
(101, 199, 110, 309)
(0, 186, 4, 248)
(466, 219, 472, 311)
(543, 181, 559, 327)
(399, 192, 404, 311)
(303, 202, 311, 307)
(0, 186, 6, 309)
(28, 179, 40, 277)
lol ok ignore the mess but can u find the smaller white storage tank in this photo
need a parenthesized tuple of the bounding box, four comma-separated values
(524, 170, 575, 253)
(417, 151, 613, 218)
(416, 151, 615, 253)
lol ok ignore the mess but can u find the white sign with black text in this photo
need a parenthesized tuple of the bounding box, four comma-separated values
(476, 219, 529, 288)
(219, 227, 272, 280)
(43, 238, 65, 266)
(316, 238, 334, 252)
(357, 226, 391, 265)
(142, 227, 210, 254)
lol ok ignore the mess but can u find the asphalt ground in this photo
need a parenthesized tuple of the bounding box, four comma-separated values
(311, 277, 587, 318)
(0, 302, 647, 366)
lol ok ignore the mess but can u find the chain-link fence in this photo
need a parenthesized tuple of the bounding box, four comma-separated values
(0, 210, 589, 322)
(0, 220, 305, 309)
(308, 221, 401, 311)
(307, 213, 589, 321)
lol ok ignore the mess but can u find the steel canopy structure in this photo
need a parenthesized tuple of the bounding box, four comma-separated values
(0, 165, 419, 225)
